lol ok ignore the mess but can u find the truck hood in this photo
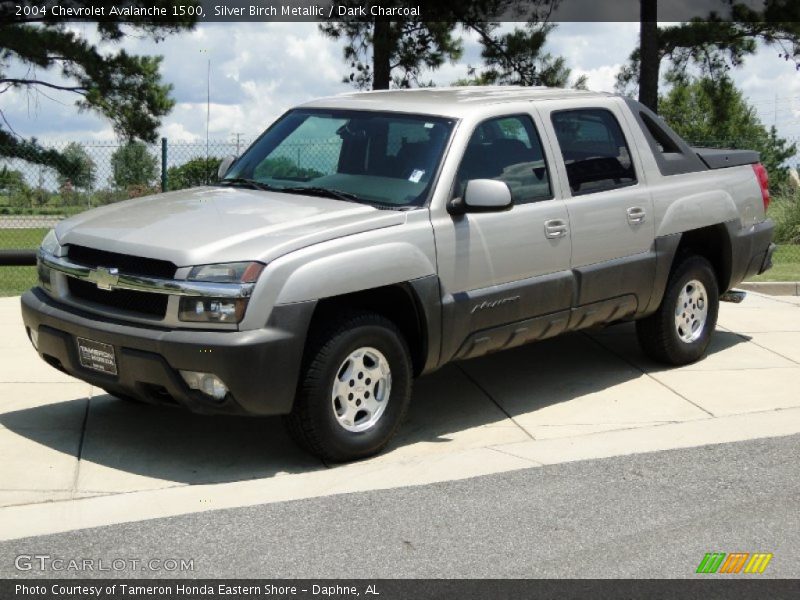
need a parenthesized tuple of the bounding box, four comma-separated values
(55, 186, 407, 267)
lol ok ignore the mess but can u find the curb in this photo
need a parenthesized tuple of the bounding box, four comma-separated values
(739, 281, 800, 296)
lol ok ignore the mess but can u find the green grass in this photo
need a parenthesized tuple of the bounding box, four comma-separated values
(749, 245, 800, 282)
(0, 228, 48, 249)
(0, 267, 36, 297)
(0, 228, 47, 297)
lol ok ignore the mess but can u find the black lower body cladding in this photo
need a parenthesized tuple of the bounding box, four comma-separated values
(20, 288, 316, 416)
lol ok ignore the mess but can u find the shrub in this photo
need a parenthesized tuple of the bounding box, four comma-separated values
(770, 187, 800, 245)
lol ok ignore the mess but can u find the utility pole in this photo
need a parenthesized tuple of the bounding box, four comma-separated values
(206, 57, 210, 183)
(231, 132, 244, 156)
(37, 166, 44, 209)
(200, 48, 211, 184)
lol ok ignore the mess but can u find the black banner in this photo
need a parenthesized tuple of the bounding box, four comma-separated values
(2, 579, 800, 600)
(3, 0, 800, 23)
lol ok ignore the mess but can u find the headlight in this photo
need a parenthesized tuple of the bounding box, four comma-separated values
(187, 261, 264, 283)
(40, 229, 62, 256)
(178, 297, 248, 323)
(179, 261, 264, 323)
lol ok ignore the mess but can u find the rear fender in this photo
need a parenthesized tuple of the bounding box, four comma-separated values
(657, 191, 739, 238)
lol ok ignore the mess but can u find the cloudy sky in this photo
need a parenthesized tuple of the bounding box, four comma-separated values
(4, 22, 800, 150)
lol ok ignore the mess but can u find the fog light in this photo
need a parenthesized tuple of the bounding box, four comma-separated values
(29, 328, 39, 351)
(179, 370, 229, 401)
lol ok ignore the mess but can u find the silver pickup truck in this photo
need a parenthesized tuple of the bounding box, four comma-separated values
(22, 87, 776, 461)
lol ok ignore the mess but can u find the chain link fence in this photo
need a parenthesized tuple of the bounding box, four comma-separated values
(1, 137, 799, 295)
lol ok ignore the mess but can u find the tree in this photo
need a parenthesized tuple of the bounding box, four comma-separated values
(320, 8, 462, 89)
(659, 76, 796, 186)
(458, 22, 587, 88)
(617, 0, 800, 112)
(167, 156, 223, 190)
(0, 166, 26, 194)
(0, 2, 196, 175)
(57, 143, 95, 191)
(110, 142, 158, 189)
(321, 1, 558, 90)
(254, 157, 324, 181)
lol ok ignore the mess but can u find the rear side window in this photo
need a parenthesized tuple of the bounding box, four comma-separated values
(551, 109, 637, 195)
(454, 115, 552, 205)
(640, 112, 682, 154)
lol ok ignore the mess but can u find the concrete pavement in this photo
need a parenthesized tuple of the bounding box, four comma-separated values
(3, 434, 797, 578)
(0, 291, 798, 541)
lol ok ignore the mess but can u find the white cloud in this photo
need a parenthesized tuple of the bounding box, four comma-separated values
(3, 20, 799, 151)
(729, 48, 800, 140)
(572, 65, 622, 92)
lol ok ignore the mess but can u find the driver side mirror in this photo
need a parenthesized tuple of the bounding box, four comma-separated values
(447, 179, 513, 216)
(217, 155, 236, 180)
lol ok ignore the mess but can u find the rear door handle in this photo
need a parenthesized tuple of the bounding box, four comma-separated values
(544, 218, 568, 239)
(627, 206, 646, 224)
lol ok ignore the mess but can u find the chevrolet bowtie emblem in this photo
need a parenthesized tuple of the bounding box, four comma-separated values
(89, 266, 120, 291)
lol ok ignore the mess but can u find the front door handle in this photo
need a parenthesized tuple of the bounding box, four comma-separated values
(544, 218, 568, 239)
(627, 206, 646, 224)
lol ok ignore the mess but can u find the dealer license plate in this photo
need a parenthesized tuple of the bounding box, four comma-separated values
(76, 337, 117, 375)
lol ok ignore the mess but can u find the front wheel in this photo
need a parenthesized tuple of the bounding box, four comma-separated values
(284, 312, 412, 462)
(636, 255, 720, 365)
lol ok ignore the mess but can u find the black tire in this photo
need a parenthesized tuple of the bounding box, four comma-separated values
(636, 255, 720, 365)
(284, 311, 413, 463)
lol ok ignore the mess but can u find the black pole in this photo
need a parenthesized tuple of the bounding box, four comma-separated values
(639, 0, 659, 112)
(0, 250, 36, 266)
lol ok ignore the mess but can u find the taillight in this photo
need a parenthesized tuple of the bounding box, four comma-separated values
(752, 163, 770, 211)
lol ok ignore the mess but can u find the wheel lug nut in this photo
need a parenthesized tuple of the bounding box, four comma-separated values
(356, 399, 361, 406)
(365, 378, 371, 385)
(349, 380, 354, 386)
(365, 391, 370, 399)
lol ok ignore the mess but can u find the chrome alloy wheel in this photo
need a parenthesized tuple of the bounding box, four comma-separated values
(674, 279, 709, 344)
(331, 347, 392, 432)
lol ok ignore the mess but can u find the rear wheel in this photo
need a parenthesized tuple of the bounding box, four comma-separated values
(285, 312, 412, 462)
(636, 255, 719, 365)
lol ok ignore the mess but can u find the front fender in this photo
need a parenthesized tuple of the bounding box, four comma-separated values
(275, 242, 437, 304)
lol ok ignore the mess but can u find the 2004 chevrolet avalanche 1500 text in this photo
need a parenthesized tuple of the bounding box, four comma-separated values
(21, 87, 776, 461)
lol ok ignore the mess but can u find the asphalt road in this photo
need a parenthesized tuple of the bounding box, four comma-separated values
(1, 433, 797, 579)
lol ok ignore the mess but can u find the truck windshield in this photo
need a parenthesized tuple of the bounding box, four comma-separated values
(221, 109, 455, 208)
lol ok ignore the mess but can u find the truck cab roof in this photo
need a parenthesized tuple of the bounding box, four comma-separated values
(299, 86, 615, 118)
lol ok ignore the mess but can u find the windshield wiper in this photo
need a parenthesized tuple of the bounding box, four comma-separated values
(280, 186, 366, 204)
(220, 181, 404, 209)
(218, 178, 277, 192)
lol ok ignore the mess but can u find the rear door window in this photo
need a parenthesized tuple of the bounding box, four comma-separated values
(551, 109, 637, 195)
